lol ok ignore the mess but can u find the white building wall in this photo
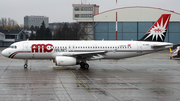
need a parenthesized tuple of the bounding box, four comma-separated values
(94, 7, 180, 22)
(72, 4, 99, 22)
(0, 33, 5, 41)
(24, 16, 49, 28)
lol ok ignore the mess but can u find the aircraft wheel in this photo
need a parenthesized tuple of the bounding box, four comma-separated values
(80, 62, 84, 67)
(170, 56, 172, 60)
(24, 64, 28, 68)
(84, 63, 89, 69)
(80, 62, 89, 69)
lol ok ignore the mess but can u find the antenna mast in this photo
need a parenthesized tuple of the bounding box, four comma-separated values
(81, 0, 87, 4)
(116, 0, 118, 40)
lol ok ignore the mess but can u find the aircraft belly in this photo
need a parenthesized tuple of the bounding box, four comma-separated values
(13, 53, 52, 59)
(13, 53, 33, 59)
(33, 53, 52, 59)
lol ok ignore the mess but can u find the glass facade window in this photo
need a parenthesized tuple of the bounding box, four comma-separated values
(81, 14, 93, 18)
(122, 33, 137, 40)
(81, 7, 93, 11)
(75, 14, 79, 18)
(169, 22, 180, 32)
(81, 14, 84, 17)
(95, 23, 108, 33)
(84, 7, 88, 11)
(169, 33, 180, 43)
(138, 22, 154, 33)
(88, 14, 93, 17)
(81, 7, 85, 11)
(89, 7, 93, 11)
(123, 22, 137, 33)
(95, 33, 108, 40)
(94, 22, 180, 44)
(5, 35, 17, 39)
(75, 7, 79, 11)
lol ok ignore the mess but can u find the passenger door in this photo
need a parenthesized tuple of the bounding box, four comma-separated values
(137, 42, 142, 53)
(23, 42, 28, 51)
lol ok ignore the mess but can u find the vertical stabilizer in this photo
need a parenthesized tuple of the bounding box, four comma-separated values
(139, 14, 171, 42)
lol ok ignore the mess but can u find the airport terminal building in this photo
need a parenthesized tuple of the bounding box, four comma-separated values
(24, 16, 49, 28)
(73, 4, 180, 44)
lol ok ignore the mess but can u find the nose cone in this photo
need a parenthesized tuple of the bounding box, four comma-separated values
(2, 49, 9, 57)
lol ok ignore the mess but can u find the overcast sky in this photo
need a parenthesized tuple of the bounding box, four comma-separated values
(0, 0, 180, 25)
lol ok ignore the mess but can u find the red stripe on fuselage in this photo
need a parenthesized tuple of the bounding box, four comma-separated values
(11, 52, 22, 58)
(10, 51, 31, 58)
(68, 50, 157, 53)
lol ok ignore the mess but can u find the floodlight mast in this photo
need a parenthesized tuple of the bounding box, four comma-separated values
(116, 0, 118, 40)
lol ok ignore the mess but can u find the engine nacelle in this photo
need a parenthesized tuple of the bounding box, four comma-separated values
(55, 56, 76, 66)
(178, 50, 180, 56)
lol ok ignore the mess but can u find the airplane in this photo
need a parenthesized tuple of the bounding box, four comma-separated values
(170, 46, 180, 59)
(1, 14, 173, 69)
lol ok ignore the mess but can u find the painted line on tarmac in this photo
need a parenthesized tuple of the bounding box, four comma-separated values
(49, 61, 66, 69)
(69, 69, 101, 101)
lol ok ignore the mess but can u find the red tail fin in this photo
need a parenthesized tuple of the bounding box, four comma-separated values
(139, 14, 171, 42)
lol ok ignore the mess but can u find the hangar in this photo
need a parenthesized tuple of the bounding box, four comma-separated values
(73, 4, 180, 44)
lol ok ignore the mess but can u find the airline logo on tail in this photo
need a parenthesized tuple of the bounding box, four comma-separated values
(139, 14, 171, 42)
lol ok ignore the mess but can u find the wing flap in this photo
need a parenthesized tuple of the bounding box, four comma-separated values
(62, 51, 107, 56)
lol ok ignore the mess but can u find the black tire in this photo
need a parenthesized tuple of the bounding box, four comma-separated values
(80, 62, 84, 67)
(84, 63, 89, 69)
(24, 64, 28, 68)
(80, 62, 89, 69)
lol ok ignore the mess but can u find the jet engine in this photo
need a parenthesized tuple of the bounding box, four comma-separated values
(55, 56, 76, 66)
(178, 50, 180, 56)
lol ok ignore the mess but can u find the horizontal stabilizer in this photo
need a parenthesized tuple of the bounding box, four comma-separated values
(151, 43, 173, 49)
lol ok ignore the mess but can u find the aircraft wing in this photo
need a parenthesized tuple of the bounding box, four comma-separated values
(70, 51, 108, 59)
(53, 51, 109, 60)
(64, 51, 107, 56)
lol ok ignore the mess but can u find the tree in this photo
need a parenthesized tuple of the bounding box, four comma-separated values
(35, 21, 52, 40)
(53, 22, 81, 40)
(45, 28, 52, 40)
(53, 23, 63, 40)
(71, 23, 80, 39)
(30, 25, 34, 30)
(34, 26, 39, 31)
(13, 24, 20, 30)
(4, 25, 11, 30)
(0, 18, 7, 27)
(19, 24, 25, 30)
(29, 30, 35, 40)
(0, 17, 18, 30)
(36, 21, 46, 39)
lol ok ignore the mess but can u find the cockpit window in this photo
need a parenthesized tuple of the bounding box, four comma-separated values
(8, 45, 17, 49)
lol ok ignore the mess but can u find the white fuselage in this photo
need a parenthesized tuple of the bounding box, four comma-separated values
(2, 40, 173, 60)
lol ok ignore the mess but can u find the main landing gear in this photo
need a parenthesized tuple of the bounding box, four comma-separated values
(80, 62, 89, 69)
(24, 59, 28, 69)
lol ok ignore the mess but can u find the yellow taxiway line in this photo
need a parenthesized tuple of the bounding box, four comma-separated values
(69, 69, 101, 101)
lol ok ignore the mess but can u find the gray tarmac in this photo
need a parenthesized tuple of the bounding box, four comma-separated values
(0, 47, 180, 101)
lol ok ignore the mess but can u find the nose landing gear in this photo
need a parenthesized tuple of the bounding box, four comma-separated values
(24, 59, 28, 68)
